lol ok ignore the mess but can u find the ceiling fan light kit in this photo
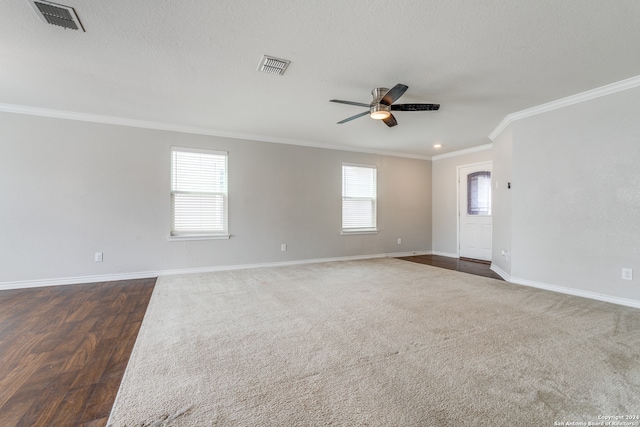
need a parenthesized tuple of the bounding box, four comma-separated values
(330, 83, 440, 128)
(369, 103, 391, 120)
(370, 87, 392, 120)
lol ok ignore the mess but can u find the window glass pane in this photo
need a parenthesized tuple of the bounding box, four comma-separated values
(467, 171, 491, 215)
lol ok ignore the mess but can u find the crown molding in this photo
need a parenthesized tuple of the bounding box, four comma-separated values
(431, 143, 493, 161)
(0, 103, 432, 161)
(489, 74, 640, 141)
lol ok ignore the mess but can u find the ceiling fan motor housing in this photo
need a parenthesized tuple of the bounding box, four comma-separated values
(370, 88, 390, 117)
(371, 88, 388, 104)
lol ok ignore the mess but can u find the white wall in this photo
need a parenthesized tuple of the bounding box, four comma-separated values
(494, 86, 640, 303)
(0, 112, 432, 285)
(431, 147, 493, 257)
(490, 126, 512, 276)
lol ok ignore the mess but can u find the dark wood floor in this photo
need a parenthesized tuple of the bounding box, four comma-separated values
(0, 278, 155, 427)
(398, 254, 504, 280)
(0, 256, 497, 426)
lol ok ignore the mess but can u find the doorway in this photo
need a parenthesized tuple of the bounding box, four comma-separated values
(458, 162, 492, 261)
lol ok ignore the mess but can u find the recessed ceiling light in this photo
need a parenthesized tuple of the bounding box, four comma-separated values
(433, 144, 442, 148)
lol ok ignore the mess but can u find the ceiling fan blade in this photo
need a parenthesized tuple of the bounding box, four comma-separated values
(337, 110, 369, 124)
(391, 103, 440, 111)
(330, 99, 370, 108)
(380, 84, 408, 106)
(382, 114, 398, 127)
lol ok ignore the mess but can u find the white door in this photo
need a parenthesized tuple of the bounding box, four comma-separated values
(459, 162, 492, 261)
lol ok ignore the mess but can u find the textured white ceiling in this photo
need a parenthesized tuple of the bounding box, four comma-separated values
(2, 1, 640, 157)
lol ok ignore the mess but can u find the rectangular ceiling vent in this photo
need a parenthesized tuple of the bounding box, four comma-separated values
(28, 0, 85, 31)
(257, 55, 291, 76)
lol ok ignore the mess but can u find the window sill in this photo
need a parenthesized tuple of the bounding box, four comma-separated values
(167, 234, 230, 241)
(340, 229, 378, 235)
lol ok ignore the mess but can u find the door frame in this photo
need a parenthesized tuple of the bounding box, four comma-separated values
(456, 161, 493, 259)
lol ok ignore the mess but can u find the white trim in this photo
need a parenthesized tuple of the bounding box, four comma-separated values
(455, 160, 495, 169)
(431, 143, 493, 161)
(0, 103, 432, 161)
(456, 161, 493, 261)
(508, 276, 640, 310)
(388, 250, 432, 257)
(154, 252, 433, 277)
(490, 264, 511, 282)
(0, 251, 431, 290)
(489, 74, 640, 141)
(170, 147, 229, 238)
(171, 146, 227, 156)
(167, 235, 230, 241)
(342, 163, 378, 232)
(489, 117, 513, 142)
(342, 161, 377, 169)
(6, 252, 638, 309)
(0, 271, 158, 291)
(340, 230, 378, 235)
(431, 251, 459, 258)
(490, 265, 640, 309)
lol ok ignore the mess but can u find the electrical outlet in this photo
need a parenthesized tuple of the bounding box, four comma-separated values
(281, 244, 287, 252)
(95, 252, 103, 262)
(397, 238, 402, 245)
(622, 268, 633, 281)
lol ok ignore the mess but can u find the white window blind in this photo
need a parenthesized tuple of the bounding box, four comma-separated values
(171, 147, 228, 238)
(342, 163, 377, 232)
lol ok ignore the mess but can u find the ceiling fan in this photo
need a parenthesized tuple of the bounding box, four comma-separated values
(330, 83, 439, 128)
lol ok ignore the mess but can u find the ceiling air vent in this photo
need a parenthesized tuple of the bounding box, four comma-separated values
(28, 0, 85, 31)
(257, 55, 291, 76)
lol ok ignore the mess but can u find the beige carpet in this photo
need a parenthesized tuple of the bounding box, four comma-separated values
(108, 258, 640, 426)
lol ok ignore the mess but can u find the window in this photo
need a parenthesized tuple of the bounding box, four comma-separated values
(467, 171, 491, 215)
(170, 147, 228, 239)
(342, 163, 377, 233)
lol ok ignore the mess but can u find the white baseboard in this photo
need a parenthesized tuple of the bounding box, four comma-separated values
(431, 251, 459, 258)
(387, 250, 432, 258)
(11, 252, 635, 310)
(0, 250, 432, 290)
(154, 251, 432, 277)
(508, 276, 640, 310)
(490, 264, 511, 281)
(490, 265, 640, 309)
(0, 271, 158, 291)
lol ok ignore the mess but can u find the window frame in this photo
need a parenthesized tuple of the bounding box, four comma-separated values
(341, 162, 378, 235)
(168, 146, 229, 241)
(467, 171, 492, 216)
